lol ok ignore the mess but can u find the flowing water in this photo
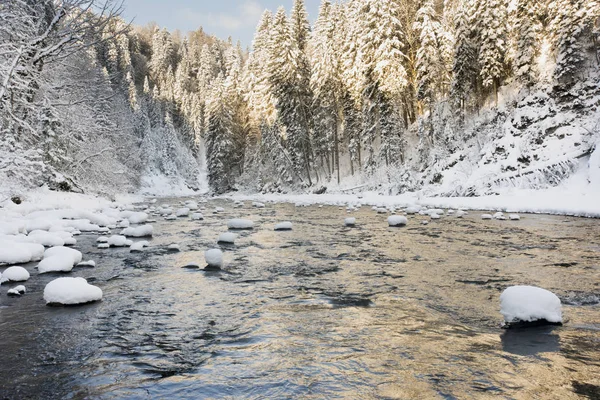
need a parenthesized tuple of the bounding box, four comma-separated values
(1, 200, 600, 399)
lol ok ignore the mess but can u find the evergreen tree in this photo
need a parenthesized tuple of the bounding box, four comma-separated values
(514, 0, 542, 85)
(478, 0, 509, 103)
(450, 0, 478, 112)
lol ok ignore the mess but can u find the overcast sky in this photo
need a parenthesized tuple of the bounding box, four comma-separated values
(121, 0, 322, 48)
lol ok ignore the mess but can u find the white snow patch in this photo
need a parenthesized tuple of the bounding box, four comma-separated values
(274, 221, 293, 231)
(130, 241, 149, 252)
(0, 266, 30, 283)
(227, 219, 254, 230)
(191, 213, 204, 220)
(0, 241, 44, 264)
(388, 216, 408, 227)
(500, 286, 562, 324)
(7, 285, 26, 296)
(481, 214, 493, 220)
(176, 208, 190, 217)
(107, 235, 133, 247)
(43, 277, 102, 305)
(345, 217, 356, 227)
(120, 225, 153, 237)
(38, 247, 82, 273)
(218, 232, 237, 244)
(205, 249, 223, 268)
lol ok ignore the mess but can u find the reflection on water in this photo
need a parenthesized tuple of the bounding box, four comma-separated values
(1, 199, 599, 399)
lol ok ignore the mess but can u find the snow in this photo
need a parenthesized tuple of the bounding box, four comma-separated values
(27, 231, 65, 247)
(500, 286, 562, 324)
(218, 232, 237, 244)
(168, 244, 180, 252)
(205, 249, 223, 268)
(120, 225, 154, 237)
(481, 214, 493, 220)
(345, 217, 356, 227)
(43, 277, 102, 305)
(176, 208, 190, 217)
(38, 246, 82, 273)
(77, 260, 96, 267)
(185, 201, 199, 210)
(97, 236, 108, 243)
(0, 266, 30, 283)
(7, 285, 26, 296)
(509, 214, 521, 220)
(274, 221, 293, 231)
(430, 213, 441, 220)
(214, 207, 225, 213)
(124, 212, 148, 224)
(252, 202, 265, 208)
(191, 213, 204, 220)
(0, 241, 44, 264)
(130, 241, 149, 252)
(107, 235, 133, 247)
(227, 219, 255, 230)
(388, 215, 408, 227)
(118, 219, 130, 228)
(98, 243, 110, 249)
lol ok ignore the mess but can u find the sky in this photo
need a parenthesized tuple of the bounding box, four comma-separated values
(121, 0, 322, 49)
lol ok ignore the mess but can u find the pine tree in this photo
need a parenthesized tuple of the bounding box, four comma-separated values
(478, 0, 509, 103)
(450, 0, 478, 112)
(514, 0, 542, 85)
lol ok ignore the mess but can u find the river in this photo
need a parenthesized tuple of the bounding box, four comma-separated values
(1, 199, 599, 399)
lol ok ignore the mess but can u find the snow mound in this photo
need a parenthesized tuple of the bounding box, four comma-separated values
(456, 210, 467, 218)
(214, 207, 225, 213)
(252, 202, 265, 208)
(130, 241, 149, 252)
(165, 215, 177, 221)
(43, 277, 102, 305)
(218, 232, 237, 244)
(227, 219, 254, 230)
(345, 217, 356, 227)
(77, 260, 96, 267)
(7, 285, 26, 296)
(185, 201, 198, 210)
(509, 214, 521, 220)
(108, 235, 133, 247)
(176, 208, 190, 217)
(274, 221, 293, 231)
(430, 213, 441, 220)
(191, 213, 204, 220)
(168, 244, 180, 252)
(38, 247, 82, 273)
(118, 219, 130, 228)
(205, 249, 223, 269)
(98, 243, 109, 249)
(0, 241, 44, 264)
(388, 216, 408, 227)
(120, 225, 153, 237)
(125, 212, 148, 224)
(405, 206, 421, 214)
(494, 212, 507, 220)
(97, 236, 108, 243)
(27, 231, 65, 247)
(500, 286, 562, 325)
(1, 266, 30, 283)
(481, 214, 493, 220)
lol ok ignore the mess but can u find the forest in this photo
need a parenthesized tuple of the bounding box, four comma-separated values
(1, 0, 599, 197)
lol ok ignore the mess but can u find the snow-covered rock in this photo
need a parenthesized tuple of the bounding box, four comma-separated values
(130, 241, 149, 252)
(96, 236, 108, 243)
(0, 241, 44, 264)
(481, 214, 493, 220)
(98, 243, 110, 249)
(118, 219, 130, 228)
(456, 210, 467, 218)
(38, 246, 83, 273)
(168, 244, 180, 252)
(376, 208, 388, 214)
(421, 220, 429, 225)
(509, 214, 521, 220)
(120, 225, 153, 237)
(430, 213, 441, 220)
(176, 208, 190, 217)
(191, 213, 204, 220)
(494, 212, 506, 220)
(27, 231, 65, 247)
(218, 232, 237, 244)
(345, 217, 356, 227)
(7, 285, 26, 296)
(214, 207, 225, 213)
(43, 277, 102, 306)
(77, 260, 96, 267)
(274, 221, 293, 231)
(405, 206, 421, 214)
(428, 209, 445, 216)
(165, 215, 177, 221)
(0, 266, 30, 283)
(107, 235, 133, 247)
(185, 201, 199, 210)
(205, 249, 223, 269)
(388, 215, 408, 227)
(500, 286, 562, 325)
(252, 202, 265, 208)
(125, 212, 148, 224)
(227, 219, 254, 230)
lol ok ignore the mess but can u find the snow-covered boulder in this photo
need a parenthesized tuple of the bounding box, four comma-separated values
(98, 243, 110, 249)
(120, 225, 153, 237)
(456, 210, 467, 218)
(252, 202, 265, 208)
(388, 215, 408, 227)
(176, 208, 190, 217)
(118, 219, 130, 228)
(274, 221, 293, 231)
(168, 244, 180, 252)
(405, 206, 421, 215)
(428, 209, 444, 216)
(205, 249, 223, 269)
(494, 212, 506, 220)
(430, 213, 441, 220)
(500, 286, 562, 326)
(421, 220, 429, 225)
(218, 232, 237, 244)
(107, 235, 133, 247)
(43, 277, 102, 306)
(185, 201, 199, 210)
(27, 231, 65, 247)
(7, 285, 26, 296)
(214, 207, 225, 213)
(191, 213, 204, 221)
(376, 208, 388, 214)
(97, 236, 108, 243)
(0, 266, 30, 283)
(38, 246, 83, 274)
(130, 241, 149, 252)
(126, 212, 148, 224)
(0, 241, 44, 264)
(509, 214, 521, 220)
(165, 215, 177, 221)
(481, 214, 493, 220)
(345, 217, 356, 227)
(227, 219, 254, 230)
(77, 260, 96, 267)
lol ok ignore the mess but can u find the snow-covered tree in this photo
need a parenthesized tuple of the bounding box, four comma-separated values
(478, 0, 509, 103)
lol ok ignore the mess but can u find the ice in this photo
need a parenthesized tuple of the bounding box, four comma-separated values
(191, 213, 204, 220)
(388, 215, 408, 227)
(176, 208, 190, 217)
(345, 217, 356, 227)
(205, 249, 223, 269)
(274, 221, 293, 231)
(108, 235, 133, 247)
(227, 219, 254, 230)
(0, 266, 30, 283)
(130, 241, 149, 252)
(38, 246, 82, 273)
(481, 214, 493, 220)
(120, 225, 154, 237)
(509, 214, 521, 220)
(500, 286, 562, 325)
(0, 241, 44, 264)
(77, 260, 96, 267)
(43, 277, 102, 305)
(218, 232, 237, 244)
(7, 285, 26, 296)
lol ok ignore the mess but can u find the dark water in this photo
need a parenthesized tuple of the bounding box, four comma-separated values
(1, 200, 600, 399)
